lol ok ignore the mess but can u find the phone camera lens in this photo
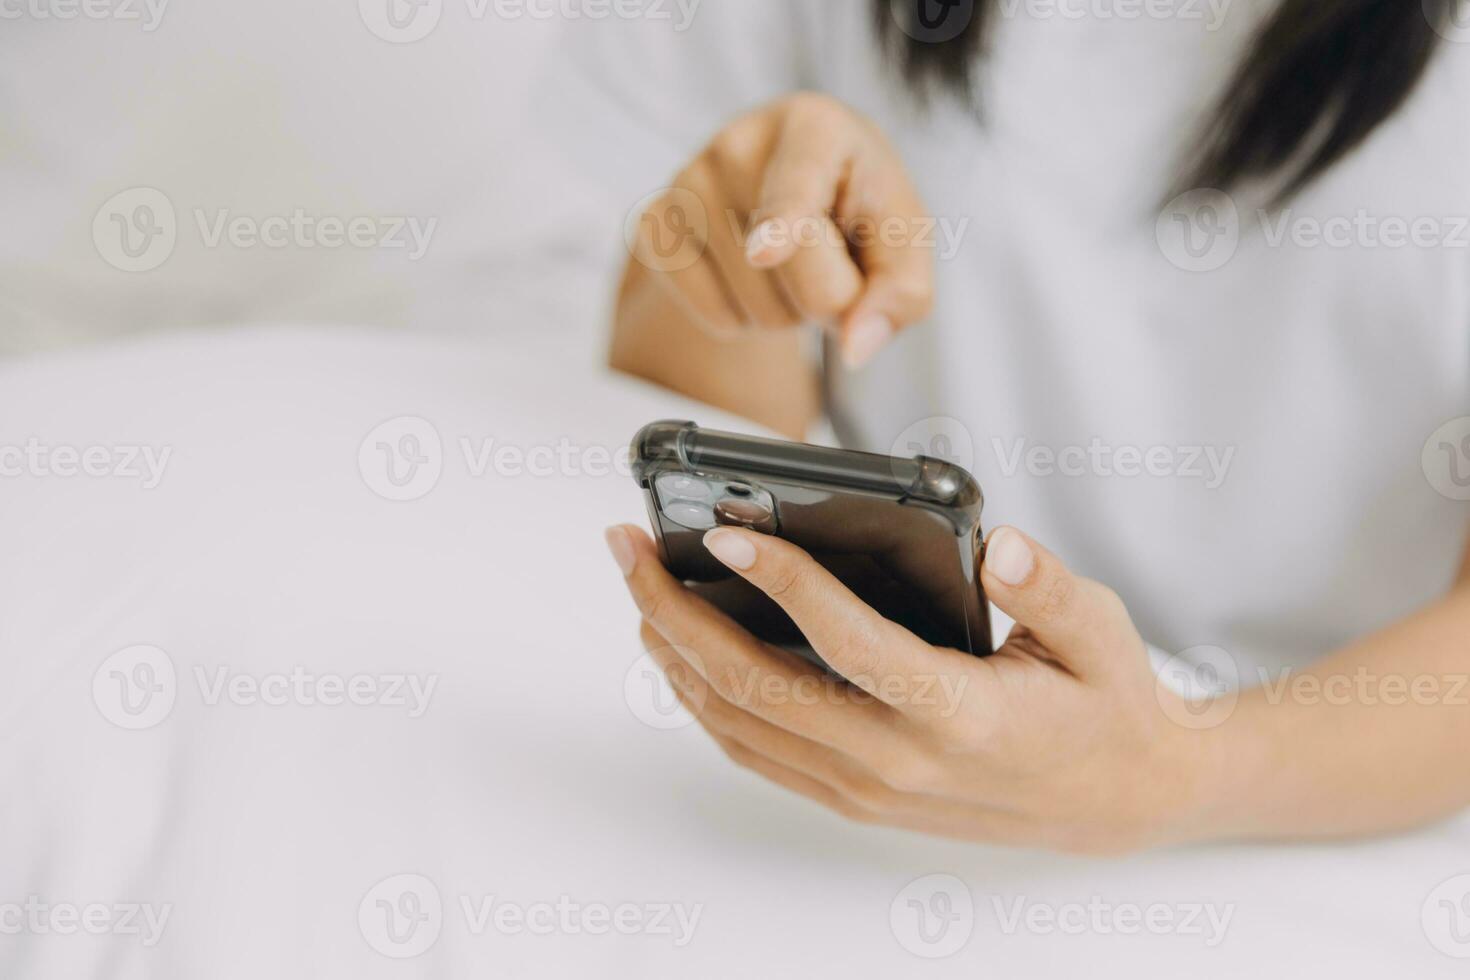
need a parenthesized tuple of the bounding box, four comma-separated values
(656, 473, 712, 501)
(725, 484, 753, 498)
(664, 500, 716, 531)
(714, 497, 776, 533)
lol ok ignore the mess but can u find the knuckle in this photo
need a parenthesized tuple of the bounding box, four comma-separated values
(843, 775, 901, 811)
(705, 127, 761, 183)
(784, 91, 849, 126)
(824, 622, 886, 681)
(889, 271, 936, 319)
(1091, 582, 1129, 623)
(1034, 571, 1077, 626)
(873, 755, 936, 795)
(944, 710, 997, 754)
(674, 157, 717, 196)
(638, 620, 664, 650)
(701, 663, 744, 706)
(783, 265, 856, 318)
(690, 696, 731, 735)
(762, 560, 806, 603)
(634, 587, 671, 627)
(829, 643, 881, 686)
(760, 300, 803, 330)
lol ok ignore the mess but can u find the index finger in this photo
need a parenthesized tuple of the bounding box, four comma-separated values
(605, 524, 891, 746)
(747, 101, 859, 269)
(699, 527, 970, 707)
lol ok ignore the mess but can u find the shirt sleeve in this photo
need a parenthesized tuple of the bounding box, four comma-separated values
(520, 0, 825, 341)
(541, 0, 821, 204)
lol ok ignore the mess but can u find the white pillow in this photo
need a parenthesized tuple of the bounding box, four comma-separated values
(0, 3, 596, 354)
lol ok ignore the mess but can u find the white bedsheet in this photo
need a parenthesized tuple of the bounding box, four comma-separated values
(1, 326, 1467, 978)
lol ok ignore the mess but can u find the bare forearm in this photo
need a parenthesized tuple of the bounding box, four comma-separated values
(609, 261, 819, 441)
(1200, 580, 1470, 841)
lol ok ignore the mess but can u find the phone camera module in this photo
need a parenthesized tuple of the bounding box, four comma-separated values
(657, 472, 777, 533)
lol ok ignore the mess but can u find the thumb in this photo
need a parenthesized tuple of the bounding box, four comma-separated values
(980, 526, 1133, 678)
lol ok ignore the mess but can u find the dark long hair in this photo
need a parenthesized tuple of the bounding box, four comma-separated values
(878, 0, 1453, 201)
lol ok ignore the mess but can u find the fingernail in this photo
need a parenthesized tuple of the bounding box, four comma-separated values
(604, 526, 636, 576)
(746, 220, 780, 267)
(985, 528, 1033, 587)
(703, 528, 757, 570)
(842, 313, 892, 370)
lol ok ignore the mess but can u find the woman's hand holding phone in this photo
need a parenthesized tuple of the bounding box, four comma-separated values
(632, 93, 935, 369)
(605, 522, 1226, 856)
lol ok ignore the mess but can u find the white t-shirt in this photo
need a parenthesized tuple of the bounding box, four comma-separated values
(548, 1, 1470, 676)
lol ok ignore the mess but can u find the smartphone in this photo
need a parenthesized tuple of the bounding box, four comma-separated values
(631, 420, 992, 666)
